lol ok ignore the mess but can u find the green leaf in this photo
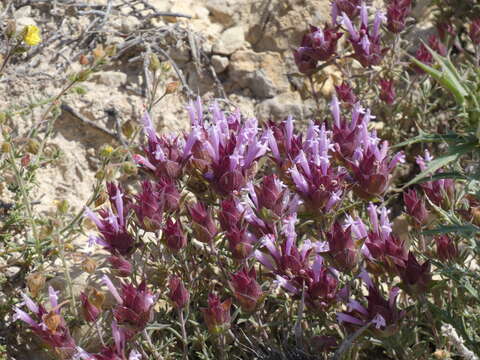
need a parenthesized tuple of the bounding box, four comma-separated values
(414, 172, 469, 183)
(403, 142, 477, 188)
(408, 45, 469, 106)
(393, 131, 469, 148)
(422, 224, 480, 236)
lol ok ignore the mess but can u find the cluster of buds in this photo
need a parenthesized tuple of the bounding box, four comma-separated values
(403, 189, 429, 228)
(14, 287, 77, 355)
(162, 218, 187, 252)
(337, 271, 405, 337)
(331, 98, 405, 199)
(397, 252, 431, 296)
(342, 4, 387, 67)
(347, 203, 408, 272)
(201, 293, 232, 335)
(187, 202, 218, 243)
(229, 267, 263, 312)
(386, 0, 412, 33)
(134, 112, 194, 179)
(416, 150, 454, 207)
(335, 82, 357, 105)
(268, 118, 346, 215)
(133, 178, 180, 232)
(324, 221, 358, 272)
(168, 276, 190, 309)
(379, 78, 396, 105)
(85, 183, 135, 256)
(255, 216, 338, 310)
(293, 25, 343, 74)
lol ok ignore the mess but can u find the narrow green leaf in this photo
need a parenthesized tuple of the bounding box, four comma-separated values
(422, 224, 480, 236)
(403, 142, 477, 188)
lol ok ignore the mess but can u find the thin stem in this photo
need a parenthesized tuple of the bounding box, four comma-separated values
(8, 146, 39, 254)
(178, 308, 189, 360)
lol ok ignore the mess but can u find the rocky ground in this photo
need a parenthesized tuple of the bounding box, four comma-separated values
(0, 0, 348, 216)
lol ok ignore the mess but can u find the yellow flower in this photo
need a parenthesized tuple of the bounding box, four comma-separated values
(23, 25, 41, 46)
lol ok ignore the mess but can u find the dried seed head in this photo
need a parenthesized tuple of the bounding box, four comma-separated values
(43, 311, 61, 332)
(92, 45, 105, 60)
(26, 272, 46, 297)
(88, 288, 105, 309)
(165, 81, 179, 94)
(82, 258, 97, 274)
(1, 142, 11, 153)
(79, 55, 90, 65)
(26, 139, 40, 154)
(121, 120, 136, 139)
(5, 20, 16, 39)
(121, 161, 138, 176)
(95, 191, 109, 207)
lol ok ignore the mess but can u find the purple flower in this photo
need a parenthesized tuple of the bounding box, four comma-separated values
(342, 6, 388, 67)
(218, 198, 244, 232)
(103, 276, 155, 334)
(294, 24, 343, 72)
(350, 203, 408, 271)
(14, 287, 77, 354)
(337, 270, 404, 337)
(85, 184, 135, 256)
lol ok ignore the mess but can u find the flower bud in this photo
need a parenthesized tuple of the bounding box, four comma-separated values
(379, 78, 396, 105)
(26, 139, 40, 154)
(168, 276, 190, 309)
(162, 218, 187, 252)
(95, 191, 109, 207)
(92, 45, 105, 60)
(21, 154, 30, 167)
(5, 20, 16, 39)
(230, 267, 263, 313)
(1, 142, 11, 153)
(201, 294, 232, 335)
(121, 120, 136, 139)
(435, 235, 458, 262)
(149, 53, 161, 72)
(26, 272, 46, 297)
(121, 161, 138, 176)
(55, 199, 69, 214)
(187, 202, 217, 243)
